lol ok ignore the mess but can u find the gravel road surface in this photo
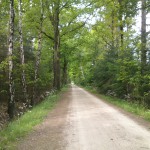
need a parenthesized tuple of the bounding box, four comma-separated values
(17, 85, 150, 150)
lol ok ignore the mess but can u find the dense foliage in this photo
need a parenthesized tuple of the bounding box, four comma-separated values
(0, 0, 150, 123)
(71, 0, 150, 108)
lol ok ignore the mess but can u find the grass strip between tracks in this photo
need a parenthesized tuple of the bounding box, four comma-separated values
(0, 86, 68, 150)
(83, 86, 150, 122)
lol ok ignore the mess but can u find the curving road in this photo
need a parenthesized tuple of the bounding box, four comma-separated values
(18, 85, 150, 150)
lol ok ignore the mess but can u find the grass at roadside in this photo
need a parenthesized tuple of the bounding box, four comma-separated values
(83, 86, 150, 122)
(0, 86, 68, 150)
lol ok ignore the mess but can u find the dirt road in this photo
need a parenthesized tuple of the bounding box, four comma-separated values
(18, 85, 150, 150)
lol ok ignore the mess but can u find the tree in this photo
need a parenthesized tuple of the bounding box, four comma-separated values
(141, 0, 147, 75)
(18, 0, 29, 106)
(8, 0, 15, 119)
(53, 0, 61, 90)
(41, 0, 92, 90)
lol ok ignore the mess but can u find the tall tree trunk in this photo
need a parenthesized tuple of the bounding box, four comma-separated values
(118, 0, 124, 48)
(111, 10, 117, 57)
(31, 0, 43, 106)
(18, 0, 29, 106)
(8, 0, 15, 119)
(111, 10, 114, 46)
(141, 0, 147, 75)
(53, 0, 60, 90)
(62, 56, 68, 85)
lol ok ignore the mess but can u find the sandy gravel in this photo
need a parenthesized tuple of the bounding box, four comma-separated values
(17, 85, 150, 150)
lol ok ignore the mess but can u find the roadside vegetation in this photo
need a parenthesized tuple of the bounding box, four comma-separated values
(0, 87, 68, 150)
(1, 0, 150, 134)
(84, 86, 150, 122)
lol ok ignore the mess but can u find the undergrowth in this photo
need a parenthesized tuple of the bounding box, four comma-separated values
(0, 86, 68, 150)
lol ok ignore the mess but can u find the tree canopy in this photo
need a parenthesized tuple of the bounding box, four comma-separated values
(0, 0, 150, 120)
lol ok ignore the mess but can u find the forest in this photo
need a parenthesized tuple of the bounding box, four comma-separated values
(0, 0, 150, 128)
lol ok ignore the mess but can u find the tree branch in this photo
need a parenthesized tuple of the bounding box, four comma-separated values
(60, 2, 70, 12)
(41, 30, 54, 41)
(36, 25, 54, 41)
(61, 22, 85, 37)
(61, 14, 91, 37)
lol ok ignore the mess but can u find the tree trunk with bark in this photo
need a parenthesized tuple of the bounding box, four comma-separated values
(18, 0, 29, 106)
(141, 0, 147, 75)
(8, 0, 15, 119)
(62, 56, 68, 85)
(118, 0, 124, 48)
(53, 0, 61, 90)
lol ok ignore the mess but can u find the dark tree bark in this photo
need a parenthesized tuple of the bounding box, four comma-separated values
(62, 56, 68, 85)
(141, 0, 147, 75)
(118, 0, 124, 48)
(8, 0, 15, 119)
(53, 0, 61, 90)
